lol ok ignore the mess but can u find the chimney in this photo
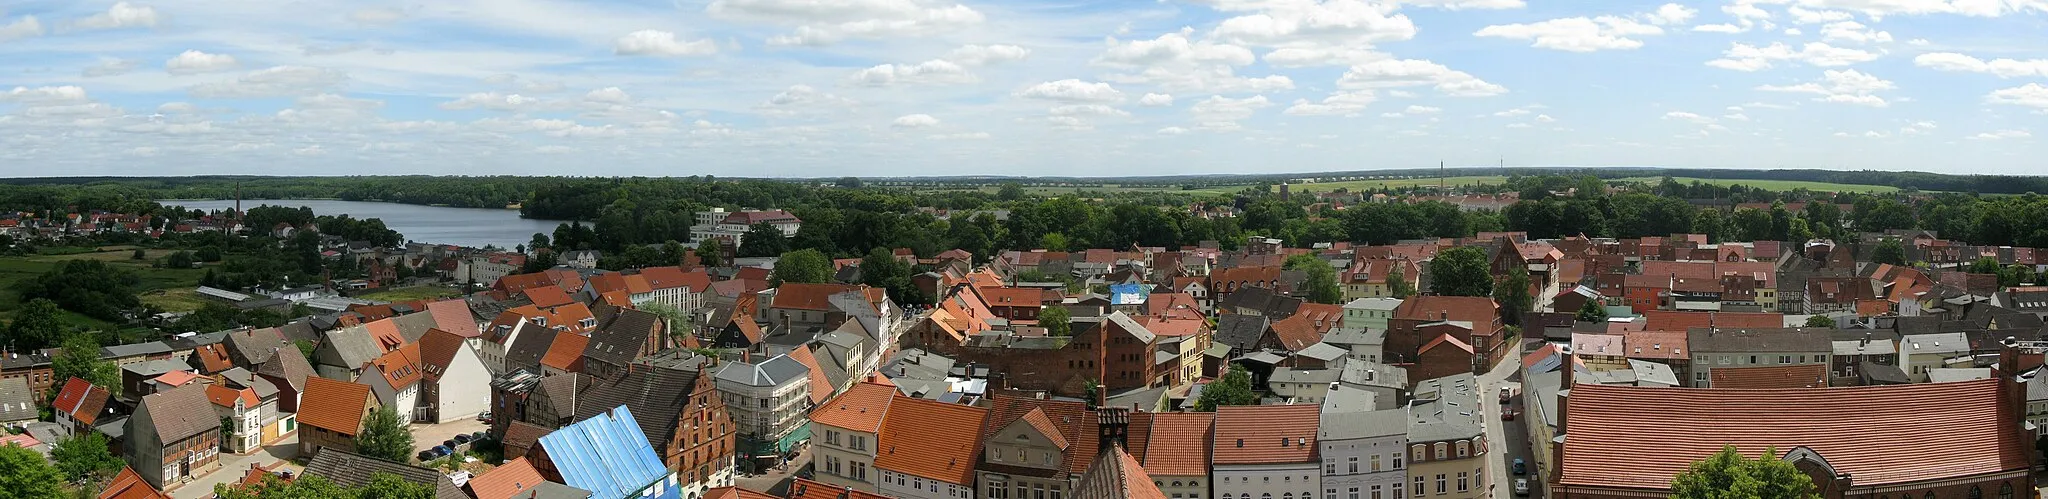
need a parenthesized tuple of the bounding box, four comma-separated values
(1556, 345, 1576, 434)
(1999, 336, 2040, 462)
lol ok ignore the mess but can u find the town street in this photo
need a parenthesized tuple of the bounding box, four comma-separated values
(166, 433, 300, 499)
(1478, 343, 1533, 499)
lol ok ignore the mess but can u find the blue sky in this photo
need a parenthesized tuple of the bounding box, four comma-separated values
(1, 0, 2044, 177)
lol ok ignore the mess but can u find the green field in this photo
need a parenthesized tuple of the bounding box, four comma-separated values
(1617, 177, 1900, 193)
(0, 247, 210, 321)
(357, 285, 462, 302)
(139, 288, 210, 313)
(912, 175, 1511, 197)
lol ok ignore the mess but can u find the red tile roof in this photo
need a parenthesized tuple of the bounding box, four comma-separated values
(364, 318, 406, 351)
(151, 370, 200, 388)
(1557, 379, 2030, 490)
(703, 487, 777, 499)
(1018, 408, 1069, 449)
(979, 395, 1098, 474)
(875, 396, 989, 486)
(298, 377, 374, 435)
(1137, 412, 1213, 476)
(1212, 404, 1320, 465)
(1708, 364, 1828, 389)
(99, 466, 169, 499)
(810, 381, 896, 434)
(1394, 295, 1499, 328)
(1268, 314, 1323, 352)
(424, 300, 478, 338)
(785, 347, 832, 405)
(979, 286, 1046, 308)
(368, 343, 422, 389)
(522, 286, 574, 309)
(787, 478, 888, 499)
(205, 384, 258, 409)
(770, 283, 871, 311)
(193, 343, 233, 373)
(55, 377, 112, 425)
(639, 266, 711, 292)
(1620, 330, 1689, 360)
(540, 333, 588, 372)
(1420, 334, 1474, 355)
(415, 328, 467, 381)
(466, 457, 548, 499)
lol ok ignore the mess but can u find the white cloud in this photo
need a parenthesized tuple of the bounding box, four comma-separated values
(1398, 0, 1526, 9)
(1, 86, 90, 106)
(1283, 90, 1375, 116)
(1706, 42, 1880, 71)
(1102, 66, 1294, 94)
(0, 16, 44, 42)
(1819, 21, 1892, 44)
(1208, 1, 1419, 49)
(348, 8, 405, 24)
(892, 113, 940, 128)
(1507, 122, 1533, 128)
(584, 87, 632, 104)
(614, 30, 717, 56)
(1049, 104, 1131, 117)
(1017, 79, 1125, 103)
(1648, 3, 1697, 25)
(1899, 121, 1937, 135)
(1096, 29, 1255, 67)
(1908, 38, 1931, 45)
(165, 50, 239, 75)
(947, 44, 1030, 65)
(1724, 112, 1752, 121)
(1194, 94, 1273, 125)
(188, 66, 347, 98)
(847, 60, 974, 86)
(1915, 52, 2048, 78)
(710, 0, 985, 46)
(1157, 126, 1189, 135)
(1969, 129, 2030, 140)
(1757, 69, 1896, 107)
(927, 132, 989, 140)
(74, 2, 159, 30)
(1139, 93, 1175, 107)
(1693, 23, 1745, 33)
(296, 93, 383, 111)
(1986, 83, 2048, 110)
(1788, 6, 1853, 24)
(1793, 0, 2048, 18)
(1534, 114, 1556, 122)
(1663, 111, 1714, 124)
(763, 84, 855, 110)
(1493, 108, 1531, 117)
(1784, 28, 1803, 35)
(1382, 104, 1442, 118)
(82, 59, 140, 77)
(439, 92, 542, 111)
(1337, 59, 1507, 97)
(1476, 16, 1665, 52)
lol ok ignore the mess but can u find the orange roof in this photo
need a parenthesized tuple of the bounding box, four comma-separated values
(703, 488, 777, 499)
(1420, 334, 1474, 355)
(979, 395, 1098, 474)
(1138, 412, 1213, 477)
(1393, 295, 1499, 328)
(193, 343, 233, 373)
(771, 282, 870, 311)
(1268, 314, 1323, 352)
(369, 343, 423, 389)
(1642, 311, 1783, 331)
(1620, 330, 1689, 360)
(1213, 404, 1320, 465)
(786, 347, 833, 405)
(1709, 364, 1828, 389)
(415, 328, 468, 381)
(979, 286, 1044, 308)
(1134, 316, 1205, 337)
(1293, 302, 1343, 334)
(1642, 260, 1718, 282)
(1144, 292, 1204, 321)
(205, 384, 258, 409)
(151, 370, 201, 388)
(364, 318, 405, 351)
(523, 286, 574, 309)
(811, 382, 897, 434)
(875, 396, 989, 485)
(543, 269, 585, 292)
(54, 377, 111, 425)
(540, 333, 589, 372)
(598, 290, 632, 308)
(298, 376, 374, 435)
(424, 299, 478, 338)
(495, 272, 558, 293)
(466, 457, 549, 499)
(1558, 379, 2029, 490)
(788, 479, 889, 499)
(1017, 408, 1069, 449)
(98, 466, 169, 499)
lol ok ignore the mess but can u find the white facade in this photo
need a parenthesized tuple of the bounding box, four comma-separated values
(1898, 333, 1969, 383)
(212, 399, 263, 453)
(361, 364, 421, 423)
(456, 257, 519, 287)
(1321, 434, 1407, 499)
(814, 425, 880, 492)
(1214, 464, 1321, 499)
(427, 340, 493, 423)
(878, 468, 976, 499)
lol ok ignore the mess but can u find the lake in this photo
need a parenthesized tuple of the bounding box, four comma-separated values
(157, 199, 568, 249)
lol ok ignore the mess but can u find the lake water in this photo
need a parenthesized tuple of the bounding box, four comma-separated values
(157, 199, 568, 249)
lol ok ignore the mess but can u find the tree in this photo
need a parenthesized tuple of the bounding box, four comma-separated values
(522, 249, 555, 273)
(49, 333, 119, 400)
(1038, 232, 1069, 252)
(1969, 256, 2002, 275)
(1387, 266, 1416, 299)
(0, 442, 65, 499)
(1494, 264, 1532, 326)
(696, 238, 724, 267)
(859, 248, 916, 304)
(1669, 445, 1818, 499)
(1430, 246, 1493, 297)
(1040, 306, 1072, 337)
(770, 249, 832, 286)
(997, 182, 1027, 201)
(194, 246, 223, 262)
(166, 251, 195, 269)
(13, 260, 141, 322)
(215, 472, 431, 499)
(1804, 315, 1836, 328)
(1299, 261, 1342, 305)
(4, 298, 65, 351)
(353, 407, 414, 463)
(528, 233, 551, 254)
(50, 432, 122, 483)
(295, 339, 317, 361)
(131, 248, 146, 260)
(1195, 364, 1258, 412)
(737, 223, 790, 258)
(1576, 299, 1608, 323)
(1871, 238, 1907, 266)
(836, 177, 864, 188)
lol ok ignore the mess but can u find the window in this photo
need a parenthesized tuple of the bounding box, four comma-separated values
(826, 430, 840, 446)
(1435, 474, 1446, 494)
(1433, 443, 1446, 460)
(1412, 477, 1423, 496)
(1349, 456, 1360, 473)
(1456, 441, 1468, 457)
(1392, 455, 1402, 469)
(1367, 486, 1377, 499)
(1456, 472, 1468, 492)
(1970, 486, 1982, 499)
(1367, 455, 1378, 472)
(1326, 489, 1336, 499)
(2001, 483, 2015, 499)
(1325, 459, 1336, 474)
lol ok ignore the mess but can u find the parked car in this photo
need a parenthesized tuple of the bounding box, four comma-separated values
(1499, 387, 1515, 403)
(444, 439, 459, 449)
(476, 411, 492, 423)
(1501, 408, 1516, 421)
(1514, 478, 1530, 496)
(417, 450, 436, 461)
(454, 434, 472, 444)
(1513, 458, 1527, 475)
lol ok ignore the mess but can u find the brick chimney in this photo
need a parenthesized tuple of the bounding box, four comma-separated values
(1552, 345, 1575, 486)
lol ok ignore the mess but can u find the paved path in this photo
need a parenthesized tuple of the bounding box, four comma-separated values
(1477, 346, 1531, 498)
(167, 433, 300, 499)
(736, 445, 812, 496)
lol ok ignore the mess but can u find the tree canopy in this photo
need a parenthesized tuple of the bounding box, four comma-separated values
(12, 259, 140, 322)
(1575, 299, 1608, 323)
(1195, 364, 1258, 412)
(3, 298, 66, 352)
(737, 223, 790, 258)
(0, 441, 65, 499)
(50, 432, 123, 484)
(215, 473, 433, 499)
(1040, 306, 1072, 337)
(353, 407, 414, 463)
(1430, 246, 1493, 297)
(1494, 264, 1533, 326)
(770, 249, 832, 286)
(1669, 445, 1818, 499)
(50, 333, 120, 399)
(1871, 238, 1907, 266)
(1803, 315, 1835, 328)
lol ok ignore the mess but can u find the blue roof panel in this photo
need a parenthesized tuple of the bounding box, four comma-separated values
(536, 405, 677, 499)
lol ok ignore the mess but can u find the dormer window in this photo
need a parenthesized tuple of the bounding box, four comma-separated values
(579, 318, 596, 329)
(533, 316, 548, 327)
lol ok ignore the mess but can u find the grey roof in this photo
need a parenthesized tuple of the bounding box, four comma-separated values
(100, 341, 171, 360)
(1900, 332, 1971, 356)
(1318, 407, 1405, 441)
(303, 448, 468, 499)
(1297, 342, 1349, 362)
(163, 330, 229, 351)
(1319, 383, 1379, 414)
(533, 372, 584, 419)
(1405, 373, 1483, 444)
(391, 312, 444, 343)
(1524, 369, 1562, 428)
(121, 359, 188, 378)
(1214, 314, 1270, 353)
(1339, 361, 1408, 390)
(1687, 327, 1834, 353)
(1342, 297, 1404, 311)
(1859, 361, 1911, 385)
(254, 345, 315, 392)
(1103, 312, 1157, 344)
(217, 367, 280, 400)
(1926, 368, 1992, 383)
(0, 378, 34, 422)
(1241, 351, 1287, 365)
(1319, 327, 1383, 348)
(1217, 286, 1302, 319)
(95, 416, 127, 441)
(24, 422, 69, 445)
(321, 325, 386, 370)
(584, 307, 662, 368)
(1833, 338, 1898, 356)
(879, 349, 955, 382)
(1627, 359, 1680, 387)
(714, 354, 809, 388)
(503, 322, 561, 374)
(574, 362, 703, 455)
(134, 383, 216, 443)
(224, 328, 290, 366)
(1269, 367, 1340, 385)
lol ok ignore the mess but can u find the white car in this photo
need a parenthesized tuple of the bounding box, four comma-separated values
(1514, 478, 1530, 496)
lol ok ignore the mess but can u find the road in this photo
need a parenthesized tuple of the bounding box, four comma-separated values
(167, 433, 301, 499)
(1478, 344, 1538, 499)
(736, 445, 812, 496)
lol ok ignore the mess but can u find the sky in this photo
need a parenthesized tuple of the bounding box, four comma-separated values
(1, 0, 2046, 178)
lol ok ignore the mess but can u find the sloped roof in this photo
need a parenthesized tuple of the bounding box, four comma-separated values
(1074, 446, 1168, 499)
(811, 381, 897, 434)
(298, 377, 373, 434)
(874, 395, 988, 485)
(254, 345, 315, 392)
(1017, 408, 1069, 449)
(1214, 314, 1270, 353)
(424, 299, 478, 338)
(1561, 379, 2029, 489)
(1420, 334, 1474, 355)
(136, 383, 215, 443)
(415, 328, 468, 381)
(979, 395, 1098, 475)
(1267, 314, 1322, 352)
(786, 347, 833, 405)
(713, 355, 809, 388)
(466, 457, 552, 499)
(523, 286, 575, 309)
(787, 478, 889, 499)
(98, 467, 168, 499)
(303, 448, 467, 499)
(1212, 404, 1319, 465)
(535, 406, 671, 499)
(572, 362, 704, 453)
(769, 283, 869, 311)
(541, 333, 590, 372)
(191, 343, 233, 373)
(1393, 295, 1498, 328)
(1643, 310, 1784, 331)
(322, 325, 387, 370)
(0, 378, 32, 422)
(55, 377, 112, 426)
(1709, 364, 1828, 389)
(504, 322, 562, 374)
(502, 420, 554, 451)
(639, 266, 711, 292)
(205, 384, 258, 409)
(1137, 412, 1213, 477)
(583, 307, 661, 367)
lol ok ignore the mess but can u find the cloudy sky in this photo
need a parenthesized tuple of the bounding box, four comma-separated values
(2, 0, 2045, 177)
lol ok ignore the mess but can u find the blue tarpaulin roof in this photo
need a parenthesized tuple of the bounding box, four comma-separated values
(536, 405, 677, 499)
(1108, 283, 1147, 305)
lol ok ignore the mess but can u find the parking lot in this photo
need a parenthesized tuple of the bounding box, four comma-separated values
(411, 418, 490, 457)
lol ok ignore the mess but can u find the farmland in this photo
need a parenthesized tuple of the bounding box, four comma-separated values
(1616, 177, 1901, 193)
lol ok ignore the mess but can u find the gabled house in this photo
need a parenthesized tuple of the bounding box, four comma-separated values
(97, 466, 169, 499)
(0, 378, 35, 429)
(974, 395, 1100, 499)
(873, 395, 989, 499)
(1073, 445, 1170, 499)
(810, 381, 897, 492)
(581, 306, 668, 382)
(416, 328, 493, 423)
(206, 384, 264, 454)
(571, 352, 736, 498)
(1211, 404, 1322, 499)
(124, 384, 222, 489)
(361, 343, 425, 422)
(297, 376, 379, 456)
(313, 324, 391, 381)
(714, 354, 813, 471)
(54, 377, 119, 434)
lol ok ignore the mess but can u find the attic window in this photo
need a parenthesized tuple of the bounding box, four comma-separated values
(1236, 438, 1244, 448)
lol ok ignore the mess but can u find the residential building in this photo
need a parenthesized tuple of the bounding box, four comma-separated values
(297, 376, 379, 456)
(689, 208, 802, 247)
(124, 384, 222, 489)
(1342, 259, 1419, 302)
(466, 457, 593, 499)
(714, 354, 813, 470)
(416, 328, 493, 423)
(53, 377, 118, 434)
(1073, 446, 1171, 499)
(531, 406, 682, 499)
(1341, 298, 1402, 336)
(301, 448, 468, 499)
(811, 381, 896, 492)
(1404, 374, 1486, 499)
(1319, 409, 1407, 499)
(205, 385, 263, 454)
(1685, 327, 1832, 388)
(1133, 412, 1213, 499)
(98, 466, 169, 499)
(974, 395, 1099, 499)
(1898, 332, 1971, 383)
(361, 343, 425, 422)
(874, 395, 989, 499)
(573, 352, 737, 498)
(1212, 404, 1321, 499)
(215, 367, 294, 450)
(0, 378, 33, 429)
(1387, 296, 1503, 370)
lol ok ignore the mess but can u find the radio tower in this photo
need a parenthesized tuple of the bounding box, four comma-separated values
(1439, 161, 1445, 193)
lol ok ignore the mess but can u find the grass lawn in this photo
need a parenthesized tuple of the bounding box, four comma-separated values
(140, 288, 210, 313)
(358, 285, 462, 302)
(1616, 176, 1900, 193)
(0, 247, 209, 318)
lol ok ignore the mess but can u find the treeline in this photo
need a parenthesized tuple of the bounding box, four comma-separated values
(2, 176, 536, 209)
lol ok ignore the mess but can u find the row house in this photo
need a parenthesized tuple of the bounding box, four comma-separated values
(1341, 259, 1420, 302)
(875, 394, 990, 499)
(1385, 296, 1503, 372)
(1319, 409, 1408, 499)
(811, 381, 898, 492)
(975, 395, 1100, 499)
(124, 383, 222, 489)
(574, 352, 737, 498)
(1212, 404, 1322, 499)
(1403, 374, 1487, 499)
(1685, 327, 1833, 388)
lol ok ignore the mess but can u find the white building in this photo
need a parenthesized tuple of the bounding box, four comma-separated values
(689, 208, 802, 247)
(360, 346, 424, 422)
(418, 330, 494, 423)
(714, 354, 814, 465)
(810, 382, 896, 492)
(1898, 332, 1970, 383)
(1320, 409, 1408, 499)
(1213, 404, 1323, 499)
